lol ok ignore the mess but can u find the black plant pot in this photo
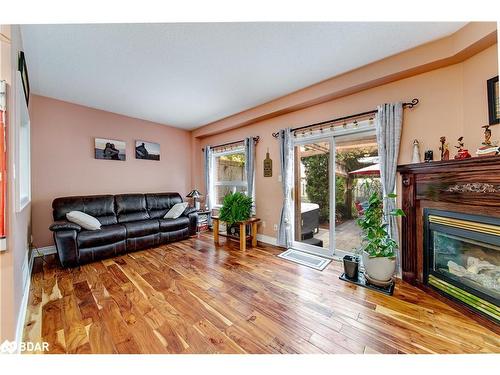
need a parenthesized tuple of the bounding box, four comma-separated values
(343, 255, 359, 280)
(227, 224, 240, 237)
(227, 223, 251, 238)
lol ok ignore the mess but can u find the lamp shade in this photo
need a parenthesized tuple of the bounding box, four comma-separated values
(186, 189, 202, 198)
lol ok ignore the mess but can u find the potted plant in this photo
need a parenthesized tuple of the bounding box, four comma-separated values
(356, 183, 405, 284)
(218, 192, 253, 237)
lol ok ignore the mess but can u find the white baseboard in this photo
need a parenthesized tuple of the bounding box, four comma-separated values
(33, 245, 56, 256)
(14, 248, 34, 352)
(256, 234, 280, 246)
(13, 245, 56, 351)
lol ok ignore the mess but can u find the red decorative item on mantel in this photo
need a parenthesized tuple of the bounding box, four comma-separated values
(454, 136, 472, 159)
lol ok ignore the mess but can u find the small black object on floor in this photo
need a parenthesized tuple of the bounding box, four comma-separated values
(339, 271, 394, 296)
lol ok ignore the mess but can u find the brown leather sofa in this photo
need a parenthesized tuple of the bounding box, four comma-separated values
(49, 193, 197, 267)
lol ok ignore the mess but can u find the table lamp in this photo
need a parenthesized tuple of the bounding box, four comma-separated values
(186, 189, 202, 210)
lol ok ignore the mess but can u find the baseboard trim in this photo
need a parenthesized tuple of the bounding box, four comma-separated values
(34, 245, 56, 256)
(256, 234, 279, 246)
(14, 248, 35, 352)
(13, 245, 56, 351)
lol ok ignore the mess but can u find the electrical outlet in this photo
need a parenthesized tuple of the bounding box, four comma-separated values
(261, 221, 266, 228)
(273, 224, 278, 231)
(278, 174, 282, 182)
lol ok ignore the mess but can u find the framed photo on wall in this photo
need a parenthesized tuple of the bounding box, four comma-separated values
(94, 138, 126, 161)
(18, 51, 30, 106)
(135, 140, 160, 160)
(487, 75, 499, 125)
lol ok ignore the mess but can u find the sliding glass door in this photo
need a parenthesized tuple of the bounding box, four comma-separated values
(292, 138, 334, 257)
(291, 128, 379, 258)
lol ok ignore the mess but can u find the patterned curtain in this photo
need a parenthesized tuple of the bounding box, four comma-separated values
(244, 137, 256, 215)
(204, 146, 213, 211)
(376, 102, 403, 261)
(277, 128, 293, 248)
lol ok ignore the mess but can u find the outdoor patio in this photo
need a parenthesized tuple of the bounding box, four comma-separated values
(314, 219, 363, 253)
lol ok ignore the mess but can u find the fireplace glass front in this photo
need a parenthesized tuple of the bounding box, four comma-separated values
(424, 209, 500, 323)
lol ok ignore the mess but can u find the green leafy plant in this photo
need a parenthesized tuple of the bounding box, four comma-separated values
(301, 146, 378, 223)
(356, 182, 405, 258)
(301, 153, 330, 222)
(218, 192, 253, 225)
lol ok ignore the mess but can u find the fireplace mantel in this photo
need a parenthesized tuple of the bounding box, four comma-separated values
(397, 156, 500, 330)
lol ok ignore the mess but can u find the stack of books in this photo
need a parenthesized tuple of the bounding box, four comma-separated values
(476, 144, 500, 157)
(197, 212, 210, 232)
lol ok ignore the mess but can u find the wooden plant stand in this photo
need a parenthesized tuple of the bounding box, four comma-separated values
(212, 216, 260, 251)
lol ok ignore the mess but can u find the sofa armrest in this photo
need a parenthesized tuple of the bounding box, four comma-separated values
(53, 229, 79, 268)
(182, 208, 198, 236)
(50, 220, 82, 232)
(182, 207, 198, 217)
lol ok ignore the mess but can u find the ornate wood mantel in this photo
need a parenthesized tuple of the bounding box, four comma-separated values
(397, 156, 500, 329)
(398, 156, 500, 285)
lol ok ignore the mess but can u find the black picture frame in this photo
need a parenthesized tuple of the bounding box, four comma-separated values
(18, 51, 30, 106)
(487, 75, 499, 125)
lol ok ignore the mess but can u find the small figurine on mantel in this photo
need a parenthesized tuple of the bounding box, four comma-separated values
(475, 124, 500, 157)
(439, 136, 450, 160)
(411, 139, 421, 163)
(454, 136, 472, 159)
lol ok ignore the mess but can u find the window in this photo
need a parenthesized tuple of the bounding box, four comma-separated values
(16, 73, 30, 211)
(211, 147, 247, 207)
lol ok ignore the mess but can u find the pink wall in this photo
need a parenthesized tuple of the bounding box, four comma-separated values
(192, 43, 499, 240)
(30, 95, 192, 247)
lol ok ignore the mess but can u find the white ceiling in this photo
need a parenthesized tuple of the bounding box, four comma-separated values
(21, 22, 466, 130)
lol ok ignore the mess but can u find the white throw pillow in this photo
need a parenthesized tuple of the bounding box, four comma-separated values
(164, 202, 188, 219)
(66, 211, 102, 231)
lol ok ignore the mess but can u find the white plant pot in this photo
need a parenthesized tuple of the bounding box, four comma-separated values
(362, 251, 396, 282)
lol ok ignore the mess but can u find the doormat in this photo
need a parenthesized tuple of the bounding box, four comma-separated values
(339, 271, 394, 295)
(278, 249, 331, 271)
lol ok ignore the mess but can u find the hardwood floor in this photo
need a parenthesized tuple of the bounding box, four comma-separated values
(23, 233, 500, 354)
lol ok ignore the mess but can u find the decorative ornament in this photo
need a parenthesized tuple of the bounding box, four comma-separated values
(439, 136, 450, 161)
(411, 139, 421, 163)
(263, 148, 273, 177)
(454, 136, 471, 159)
(475, 124, 500, 157)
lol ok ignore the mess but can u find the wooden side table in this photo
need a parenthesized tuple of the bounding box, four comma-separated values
(212, 216, 260, 251)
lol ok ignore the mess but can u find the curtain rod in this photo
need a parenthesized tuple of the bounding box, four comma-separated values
(202, 136, 260, 152)
(271, 98, 419, 138)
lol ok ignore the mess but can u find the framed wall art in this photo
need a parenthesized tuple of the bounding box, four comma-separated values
(487, 75, 499, 125)
(95, 138, 126, 161)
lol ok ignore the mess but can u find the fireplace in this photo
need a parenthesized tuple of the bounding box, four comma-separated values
(424, 209, 500, 323)
(398, 156, 500, 330)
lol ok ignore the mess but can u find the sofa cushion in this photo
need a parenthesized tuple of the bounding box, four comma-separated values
(159, 217, 190, 232)
(53, 195, 117, 225)
(115, 194, 150, 223)
(146, 193, 183, 219)
(77, 224, 126, 248)
(123, 219, 160, 238)
(164, 202, 188, 219)
(66, 211, 101, 230)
